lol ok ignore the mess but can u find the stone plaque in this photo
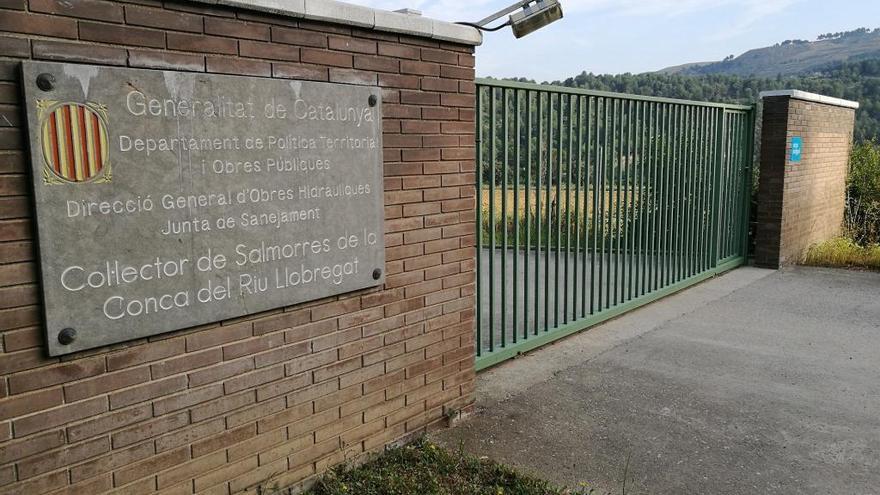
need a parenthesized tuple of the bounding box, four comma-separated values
(21, 61, 385, 356)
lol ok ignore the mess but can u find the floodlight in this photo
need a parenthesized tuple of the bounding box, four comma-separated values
(509, 0, 563, 38)
(458, 0, 563, 38)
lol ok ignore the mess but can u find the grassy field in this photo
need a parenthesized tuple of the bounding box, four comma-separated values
(301, 439, 598, 495)
(481, 187, 640, 221)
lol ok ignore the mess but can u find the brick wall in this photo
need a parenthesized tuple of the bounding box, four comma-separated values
(754, 94, 856, 268)
(0, 1, 477, 494)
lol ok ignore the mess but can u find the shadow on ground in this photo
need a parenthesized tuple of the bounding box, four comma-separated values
(435, 266, 880, 495)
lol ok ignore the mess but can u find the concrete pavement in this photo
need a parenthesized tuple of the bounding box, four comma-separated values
(436, 266, 880, 494)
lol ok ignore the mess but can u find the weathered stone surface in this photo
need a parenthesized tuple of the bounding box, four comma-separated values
(21, 61, 385, 355)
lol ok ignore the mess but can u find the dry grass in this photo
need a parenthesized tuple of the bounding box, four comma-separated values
(802, 237, 880, 270)
(480, 187, 640, 220)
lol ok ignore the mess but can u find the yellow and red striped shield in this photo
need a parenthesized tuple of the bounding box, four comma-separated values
(40, 103, 109, 183)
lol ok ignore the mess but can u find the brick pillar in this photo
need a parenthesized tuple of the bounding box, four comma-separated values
(754, 90, 858, 268)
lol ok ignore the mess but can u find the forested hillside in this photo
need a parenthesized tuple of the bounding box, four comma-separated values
(659, 28, 880, 77)
(500, 59, 880, 142)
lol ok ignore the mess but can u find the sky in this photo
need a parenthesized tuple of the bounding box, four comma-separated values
(344, 0, 880, 82)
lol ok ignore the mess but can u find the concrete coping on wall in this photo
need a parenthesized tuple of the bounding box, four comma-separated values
(188, 0, 483, 45)
(759, 89, 859, 109)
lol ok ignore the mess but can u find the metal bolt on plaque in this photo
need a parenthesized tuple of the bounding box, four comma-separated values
(372, 268, 382, 280)
(368, 94, 377, 107)
(36, 73, 55, 92)
(57, 328, 77, 345)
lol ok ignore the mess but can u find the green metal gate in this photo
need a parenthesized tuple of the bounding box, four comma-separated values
(475, 79, 755, 370)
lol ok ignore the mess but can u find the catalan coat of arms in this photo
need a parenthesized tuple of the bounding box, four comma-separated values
(37, 100, 111, 184)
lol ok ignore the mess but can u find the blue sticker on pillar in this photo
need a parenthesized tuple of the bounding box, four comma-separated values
(790, 136, 802, 163)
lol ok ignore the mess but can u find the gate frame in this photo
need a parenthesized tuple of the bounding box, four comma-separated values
(474, 79, 756, 371)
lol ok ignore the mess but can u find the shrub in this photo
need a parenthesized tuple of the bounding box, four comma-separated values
(803, 236, 880, 270)
(846, 140, 880, 244)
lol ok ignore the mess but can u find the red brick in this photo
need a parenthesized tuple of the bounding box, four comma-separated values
(272, 62, 328, 81)
(67, 403, 152, 442)
(109, 375, 187, 409)
(79, 21, 165, 48)
(205, 17, 269, 40)
(8, 356, 104, 394)
(207, 56, 271, 76)
(150, 383, 221, 417)
(124, 4, 202, 32)
(354, 55, 398, 73)
(240, 40, 300, 61)
(31, 39, 127, 65)
(167, 32, 237, 54)
(70, 441, 154, 484)
(108, 338, 184, 370)
(271, 26, 327, 47)
(13, 396, 107, 437)
(0, 11, 77, 38)
(155, 417, 224, 453)
(112, 411, 189, 448)
(114, 446, 189, 486)
(328, 35, 376, 54)
(378, 42, 419, 59)
(186, 321, 251, 351)
(188, 358, 254, 388)
(301, 48, 352, 68)
(64, 366, 151, 402)
(0, 429, 64, 464)
(29, 0, 122, 21)
(18, 436, 110, 479)
(128, 49, 205, 71)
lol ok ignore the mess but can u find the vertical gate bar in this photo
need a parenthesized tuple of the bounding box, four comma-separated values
(535, 92, 542, 336)
(685, 106, 695, 278)
(513, 90, 520, 344)
(711, 109, 725, 266)
(648, 102, 657, 292)
(614, 99, 623, 306)
(704, 107, 714, 268)
(563, 95, 572, 324)
(660, 103, 668, 289)
(572, 95, 581, 321)
(555, 94, 563, 328)
(732, 113, 746, 254)
(639, 100, 647, 296)
(659, 105, 668, 287)
(676, 105, 685, 282)
(475, 85, 483, 357)
(563, 95, 577, 323)
(591, 98, 601, 315)
(544, 93, 552, 332)
(524, 90, 531, 341)
(580, 96, 590, 318)
(593, 98, 610, 312)
(632, 100, 640, 298)
(605, 99, 615, 310)
(640, 100, 649, 296)
(699, 108, 708, 272)
(723, 113, 732, 258)
(488, 87, 496, 353)
(627, 99, 636, 301)
(640, 101, 650, 295)
(576, 96, 585, 319)
(663, 105, 673, 287)
(501, 89, 509, 348)
(705, 107, 717, 270)
(622, 100, 630, 302)
(673, 105, 684, 283)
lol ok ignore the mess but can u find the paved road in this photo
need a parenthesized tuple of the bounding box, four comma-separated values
(438, 266, 880, 494)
